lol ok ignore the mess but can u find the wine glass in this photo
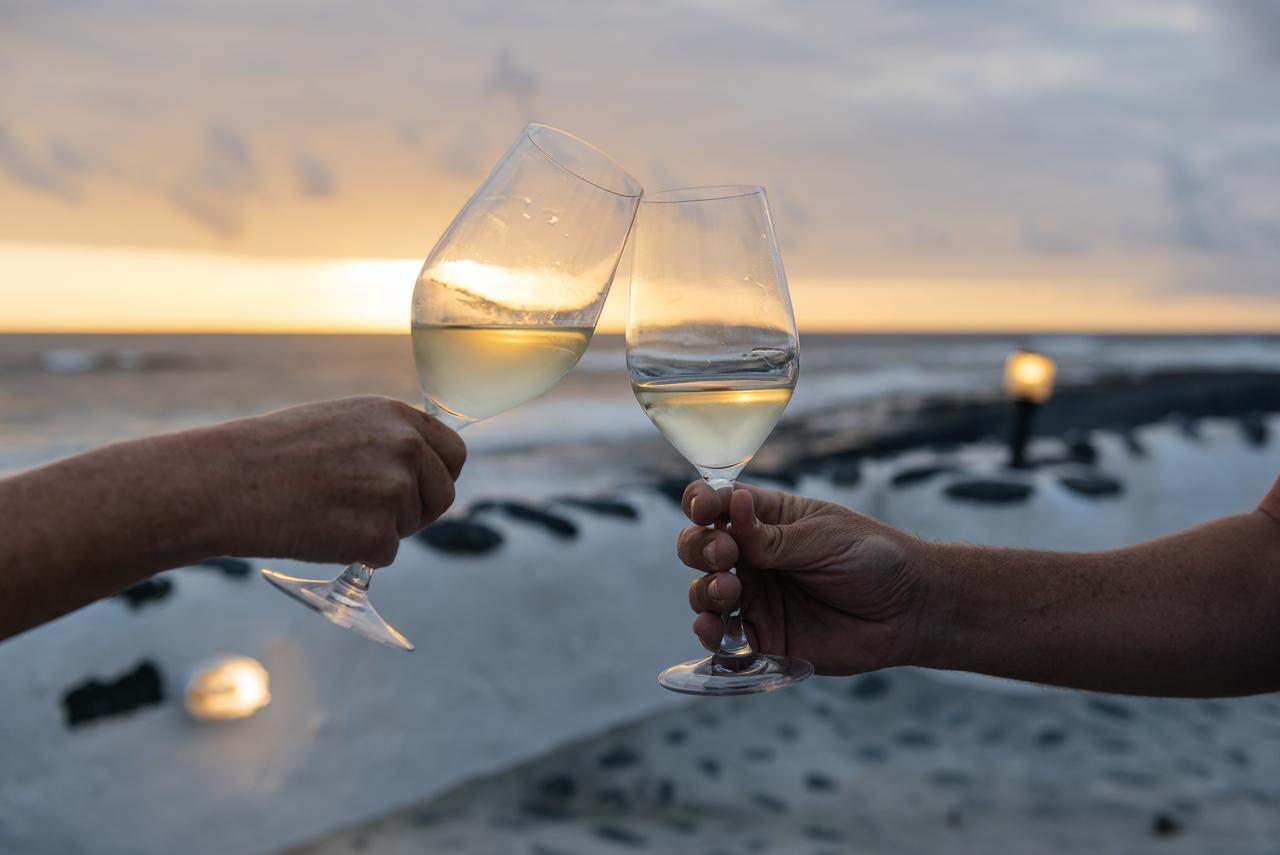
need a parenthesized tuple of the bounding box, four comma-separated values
(626, 185, 813, 695)
(262, 125, 643, 649)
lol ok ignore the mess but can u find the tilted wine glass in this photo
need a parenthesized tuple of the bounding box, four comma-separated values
(626, 185, 813, 694)
(262, 125, 642, 649)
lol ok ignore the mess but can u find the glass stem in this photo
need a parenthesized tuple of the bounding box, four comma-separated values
(704, 476, 756, 667)
(336, 562, 374, 593)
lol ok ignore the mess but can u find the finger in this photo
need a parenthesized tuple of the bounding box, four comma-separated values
(687, 571, 740, 614)
(676, 527, 739, 572)
(414, 447, 457, 530)
(413, 410, 467, 480)
(729, 489, 796, 568)
(732, 482, 800, 525)
(682, 480, 723, 526)
(693, 612, 722, 651)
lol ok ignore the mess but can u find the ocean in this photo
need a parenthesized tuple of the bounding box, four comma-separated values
(5, 331, 1280, 486)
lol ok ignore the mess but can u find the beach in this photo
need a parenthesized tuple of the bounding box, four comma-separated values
(3, 333, 1280, 854)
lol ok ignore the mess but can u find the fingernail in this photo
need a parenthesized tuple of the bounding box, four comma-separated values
(690, 496, 698, 517)
(709, 577, 721, 599)
(703, 542, 717, 566)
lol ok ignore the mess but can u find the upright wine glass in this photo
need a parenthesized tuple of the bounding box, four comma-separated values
(627, 185, 812, 695)
(262, 125, 642, 649)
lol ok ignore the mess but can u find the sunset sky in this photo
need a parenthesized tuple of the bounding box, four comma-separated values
(1, 1, 1278, 332)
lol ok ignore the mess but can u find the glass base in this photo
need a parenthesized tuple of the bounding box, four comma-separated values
(658, 652, 813, 696)
(260, 568, 414, 651)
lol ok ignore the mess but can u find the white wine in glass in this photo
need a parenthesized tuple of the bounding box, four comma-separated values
(262, 125, 642, 649)
(627, 185, 812, 695)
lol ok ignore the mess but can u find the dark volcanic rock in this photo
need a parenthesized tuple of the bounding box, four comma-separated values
(944, 479, 1034, 504)
(592, 824, 646, 847)
(1059, 474, 1124, 498)
(1152, 813, 1183, 837)
(471, 501, 577, 538)
(850, 673, 891, 700)
(554, 497, 639, 520)
(653, 477, 691, 505)
(891, 465, 959, 488)
(62, 660, 164, 727)
(598, 745, 641, 769)
(417, 520, 503, 554)
(825, 458, 862, 487)
(116, 578, 173, 609)
(192, 557, 252, 579)
(1062, 430, 1099, 465)
(1240, 412, 1269, 447)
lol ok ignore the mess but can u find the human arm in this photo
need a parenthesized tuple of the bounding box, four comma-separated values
(678, 479, 1280, 697)
(0, 396, 464, 641)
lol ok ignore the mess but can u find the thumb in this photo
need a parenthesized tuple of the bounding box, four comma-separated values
(729, 488, 797, 569)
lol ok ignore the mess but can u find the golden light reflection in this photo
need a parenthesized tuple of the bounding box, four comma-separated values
(184, 656, 271, 721)
(424, 258, 605, 315)
(1004, 350, 1057, 403)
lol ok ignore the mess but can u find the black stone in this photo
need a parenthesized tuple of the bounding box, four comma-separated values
(417, 519, 503, 554)
(1087, 698, 1136, 720)
(1118, 430, 1147, 457)
(697, 757, 721, 778)
(592, 824, 646, 847)
(555, 497, 639, 521)
(471, 501, 577, 539)
(894, 729, 936, 749)
(655, 779, 675, 806)
(662, 817, 698, 835)
(946, 809, 964, 830)
(850, 673, 891, 701)
(805, 772, 836, 792)
(1240, 412, 1269, 447)
(192, 557, 252, 579)
(776, 723, 798, 742)
(1059, 474, 1124, 498)
(1152, 813, 1183, 837)
(62, 660, 164, 727)
(750, 469, 801, 489)
(598, 745, 641, 770)
(1035, 728, 1068, 748)
(857, 744, 888, 763)
(750, 792, 788, 813)
(1174, 414, 1202, 440)
(1227, 747, 1250, 768)
(653, 477, 691, 505)
(825, 458, 862, 487)
(945, 479, 1033, 504)
(538, 774, 576, 803)
(664, 727, 688, 745)
(595, 788, 629, 810)
(520, 802, 574, 822)
(116, 577, 173, 609)
(1062, 430, 1099, 465)
(890, 464, 958, 488)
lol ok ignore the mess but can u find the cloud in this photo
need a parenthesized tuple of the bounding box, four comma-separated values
(485, 49, 539, 119)
(0, 121, 82, 200)
(295, 153, 335, 196)
(167, 123, 259, 237)
(1218, 0, 1280, 66)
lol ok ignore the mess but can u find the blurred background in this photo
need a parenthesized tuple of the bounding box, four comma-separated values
(3, 2, 1280, 854)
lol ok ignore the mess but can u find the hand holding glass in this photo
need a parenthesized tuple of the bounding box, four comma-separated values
(262, 126, 642, 649)
(627, 185, 813, 694)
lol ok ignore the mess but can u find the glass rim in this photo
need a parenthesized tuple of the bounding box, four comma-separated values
(524, 124, 644, 199)
(642, 185, 765, 204)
